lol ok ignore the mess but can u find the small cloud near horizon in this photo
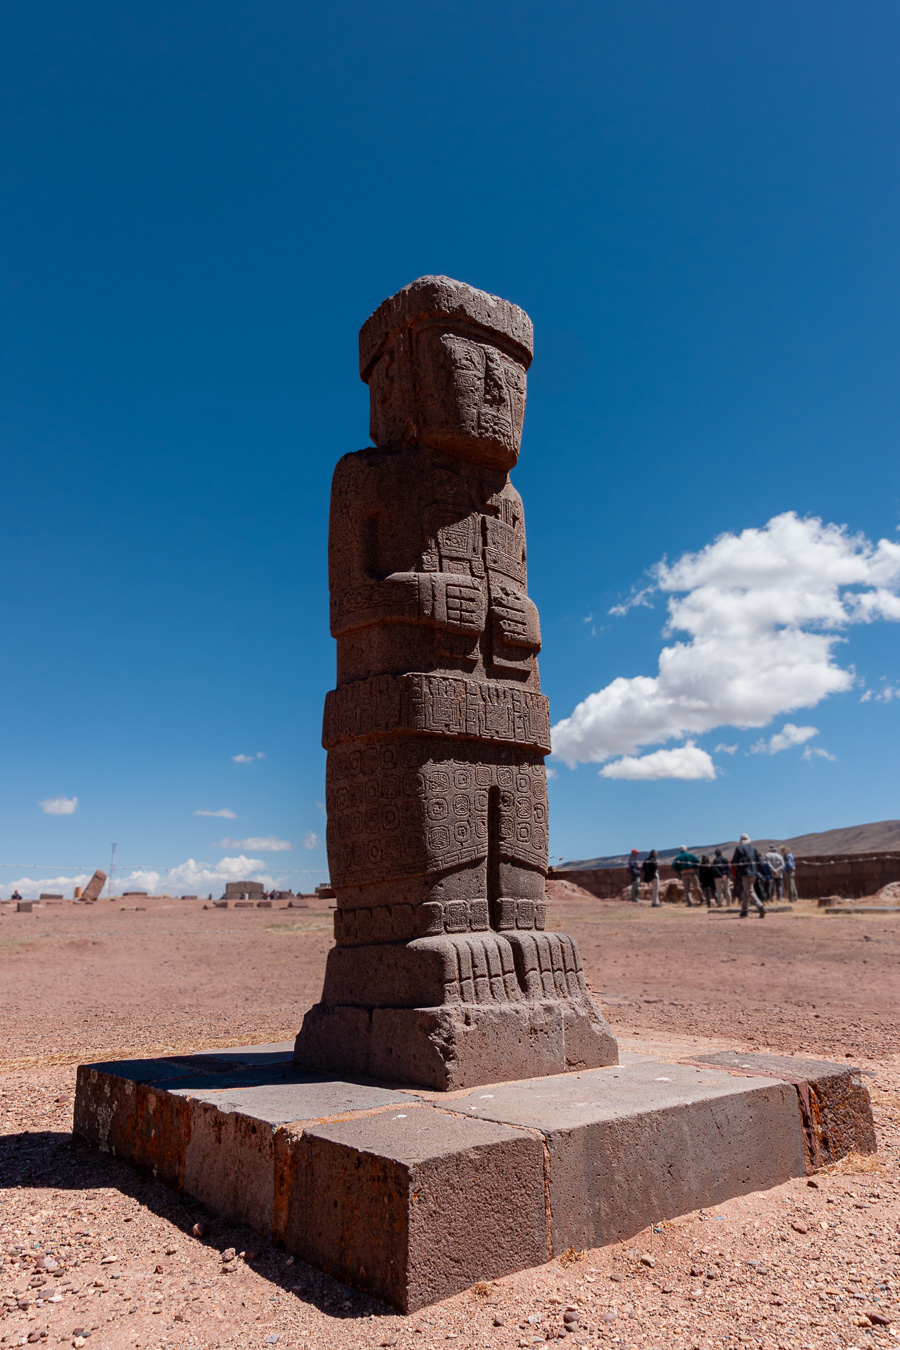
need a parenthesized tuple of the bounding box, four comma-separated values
(214, 835, 292, 852)
(39, 795, 78, 815)
(194, 807, 237, 819)
(232, 751, 266, 763)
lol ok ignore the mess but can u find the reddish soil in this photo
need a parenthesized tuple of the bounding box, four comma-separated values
(1, 894, 898, 1349)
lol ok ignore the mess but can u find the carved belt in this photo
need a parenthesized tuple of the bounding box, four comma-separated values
(322, 673, 551, 754)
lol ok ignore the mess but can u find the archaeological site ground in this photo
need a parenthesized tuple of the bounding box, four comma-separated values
(2, 892, 898, 1349)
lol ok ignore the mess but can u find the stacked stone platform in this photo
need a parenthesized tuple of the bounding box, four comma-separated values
(73, 1043, 874, 1312)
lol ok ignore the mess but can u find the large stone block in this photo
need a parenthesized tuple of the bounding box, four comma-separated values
(441, 1056, 807, 1251)
(284, 1106, 547, 1311)
(72, 1042, 875, 1312)
(296, 998, 616, 1091)
(696, 1050, 877, 1169)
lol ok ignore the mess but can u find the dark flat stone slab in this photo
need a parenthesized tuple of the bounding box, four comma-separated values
(695, 1050, 876, 1167)
(73, 1042, 876, 1312)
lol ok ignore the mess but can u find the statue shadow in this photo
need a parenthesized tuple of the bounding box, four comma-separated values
(0, 1124, 394, 1321)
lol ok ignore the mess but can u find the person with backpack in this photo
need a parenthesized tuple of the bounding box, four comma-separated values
(672, 846, 701, 906)
(731, 834, 766, 917)
(642, 849, 660, 907)
(628, 848, 642, 902)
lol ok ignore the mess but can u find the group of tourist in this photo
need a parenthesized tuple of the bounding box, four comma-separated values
(627, 838, 798, 918)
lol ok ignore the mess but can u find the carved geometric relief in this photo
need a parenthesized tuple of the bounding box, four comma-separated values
(326, 740, 548, 888)
(322, 673, 551, 752)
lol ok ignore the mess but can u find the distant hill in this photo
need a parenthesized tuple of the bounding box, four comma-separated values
(560, 819, 900, 869)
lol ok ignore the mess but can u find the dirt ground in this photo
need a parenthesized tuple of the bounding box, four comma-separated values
(1, 894, 899, 1350)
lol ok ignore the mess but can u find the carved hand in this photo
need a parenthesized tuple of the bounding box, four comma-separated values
(417, 572, 487, 634)
(489, 584, 542, 651)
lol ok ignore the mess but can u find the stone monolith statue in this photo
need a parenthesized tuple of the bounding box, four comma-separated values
(294, 276, 617, 1089)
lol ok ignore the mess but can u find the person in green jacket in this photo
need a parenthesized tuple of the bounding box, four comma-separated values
(672, 846, 700, 906)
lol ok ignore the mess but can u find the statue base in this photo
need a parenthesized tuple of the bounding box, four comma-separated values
(292, 929, 617, 1090)
(294, 996, 617, 1091)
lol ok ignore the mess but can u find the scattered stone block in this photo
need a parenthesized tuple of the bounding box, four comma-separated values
(225, 881, 264, 901)
(81, 870, 107, 902)
(16, 901, 34, 912)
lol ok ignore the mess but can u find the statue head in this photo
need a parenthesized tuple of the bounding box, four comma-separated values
(359, 276, 533, 470)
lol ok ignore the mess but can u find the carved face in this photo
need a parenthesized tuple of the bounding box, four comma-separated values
(368, 325, 528, 469)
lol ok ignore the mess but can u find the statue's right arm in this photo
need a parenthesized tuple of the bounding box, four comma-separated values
(328, 453, 486, 639)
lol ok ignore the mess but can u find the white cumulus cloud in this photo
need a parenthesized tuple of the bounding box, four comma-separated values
(750, 723, 819, 755)
(860, 681, 899, 703)
(599, 741, 716, 781)
(303, 831, 320, 850)
(232, 752, 266, 763)
(714, 742, 738, 755)
(115, 855, 280, 896)
(552, 513, 900, 768)
(3, 872, 91, 899)
(803, 745, 837, 762)
(39, 795, 78, 815)
(213, 836, 292, 852)
(194, 807, 237, 818)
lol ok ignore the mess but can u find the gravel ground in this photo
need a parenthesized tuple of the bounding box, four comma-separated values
(1, 895, 898, 1348)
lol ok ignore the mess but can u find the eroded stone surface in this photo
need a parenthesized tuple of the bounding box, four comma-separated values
(294, 277, 616, 1088)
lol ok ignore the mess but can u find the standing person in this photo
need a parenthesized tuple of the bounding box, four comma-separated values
(731, 834, 766, 917)
(782, 846, 798, 902)
(766, 845, 785, 901)
(642, 849, 660, 907)
(698, 855, 717, 908)
(712, 848, 731, 907)
(628, 849, 642, 902)
(757, 853, 772, 902)
(672, 846, 701, 906)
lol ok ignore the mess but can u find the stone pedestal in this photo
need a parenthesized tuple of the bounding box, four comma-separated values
(73, 1043, 876, 1312)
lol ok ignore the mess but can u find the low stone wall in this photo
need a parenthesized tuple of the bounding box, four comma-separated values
(550, 851, 900, 901)
(790, 852, 900, 900)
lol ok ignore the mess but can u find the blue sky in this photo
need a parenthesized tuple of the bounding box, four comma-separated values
(2, 1, 898, 896)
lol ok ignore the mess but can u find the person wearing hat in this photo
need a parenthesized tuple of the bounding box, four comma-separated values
(628, 848, 642, 902)
(642, 848, 661, 907)
(731, 833, 766, 917)
(671, 845, 701, 906)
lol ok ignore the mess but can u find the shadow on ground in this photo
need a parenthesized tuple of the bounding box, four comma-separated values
(0, 1127, 391, 1321)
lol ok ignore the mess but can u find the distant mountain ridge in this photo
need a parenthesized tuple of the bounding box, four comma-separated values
(560, 819, 900, 870)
